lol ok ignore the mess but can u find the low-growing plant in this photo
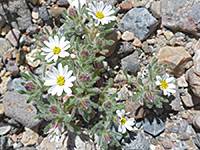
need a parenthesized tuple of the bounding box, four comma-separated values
(18, 1, 177, 149)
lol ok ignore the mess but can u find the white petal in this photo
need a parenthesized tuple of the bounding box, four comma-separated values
(67, 76, 76, 82)
(41, 47, 52, 52)
(60, 41, 70, 49)
(166, 77, 175, 83)
(167, 88, 176, 94)
(94, 19, 100, 26)
(104, 10, 115, 17)
(52, 55, 59, 62)
(64, 86, 72, 95)
(102, 5, 112, 15)
(155, 80, 161, 86)
(49, 37, 55, 46)
(54, 35, 59, 46)
(118, 124, 123, 133)
(64, 70, 73, 79)
(59, 36, 65, 46)
(124, 124, 134, 131)
(44, 41, 54, 49)
(163, 89, 168, 96)
(52, 66, 59, 76)
(48, 85, 57, 95)
(121, 125, 127, 134)
(44, 79, 57, 86)
(46, 71, 58, 79)
(59, 52, 69, 57)
(99, 1, 104, 11)
(125, 119, 135, 126)
(45, 52, 54, 61)
(57, 86, 64, 96)
(58, 63, 64, 76)
(156, 76, 162, 82)
(163, 73, 169, 80)
(167, 83, 176, 89)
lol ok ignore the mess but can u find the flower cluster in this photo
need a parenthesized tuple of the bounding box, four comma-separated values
(19, 1, 177, 149)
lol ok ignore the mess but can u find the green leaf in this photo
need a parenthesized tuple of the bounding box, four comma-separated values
(83, 112, 90, 122)
(137, 78, 144, 86)
(43, 64, 46, 78)
(103, 78, 114, 90)
(66, 123, 74, 132)
(69, 123, 81, 135)
(52, 30, 57, 35)
(44, 27, 50, 36)
(21, 72, 31, 80)
(95, 56, 105, 62)
(106, 40, 115, 46)
(33, 35, 39, 41)
(44, 123, 52, 134)
(70, 36, 75, 46)
(75, 88, 83, 95)
(90, 120, 104, 136)
(48, 95, 56, 104)
(86, 87, 100, 93)
(123, 69, 128, 81)
(17, 90, 29, 94)
(115, 104, 126, 110)
(146, 102, 153, 108)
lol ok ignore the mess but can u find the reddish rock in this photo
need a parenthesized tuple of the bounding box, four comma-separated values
(157, 46, 192, 77)
(5, 29, 21, 47)
(161, 0, 200, 37)
(125, 101, 145, 120)
(132, 38, 142, 47)
(181, 90, 193, 107)
(119, 2, 132, 11)
(0, 103, 5, 117)
(186, 67, 200, 98)
(193, 50, 200, 76)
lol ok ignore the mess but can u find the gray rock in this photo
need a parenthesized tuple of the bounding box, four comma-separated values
(117, 41, 136, 57)
(26, 24, 40, 35)
(39, 5, 51, 21)
(121, 51, 140, 75)
(0, 136, 13, 150)
(161, 0, 200, 37)
(122, 132, 149, 150)
(0, 14, 6, 30)
(150, 1, 161, 18)
(8, 78, 27, 92)
(0, 125, 11, 136)
(3, 91, 42, 129)
(5, 29, 21, 47)
(121, 8, 158, 41)
(143, 116, 165, 137)
(0, 0, 32, 31)
(16, 147, 37, 150)
(0, 38, 12, 56)
(57, 0, 69, 6)
(5, 60, 19, 77)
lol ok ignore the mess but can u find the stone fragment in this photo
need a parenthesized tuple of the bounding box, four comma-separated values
(0, 125, 11, 136)
(39, 5, 51, 21)
(193, 50, 200, 76)
(121, 31, 134, 41)
(121, 51, 140, 74)
(6, 29, 21, 47)
(0, 103, 5, 117)
(50, 6, 66, 18)
(16, 50, 25, 66)
(0, 136, 13, 150)
(143, 116, 165, 136)
(122, 8, 158, 41)
(132, 38, 142, 47)
(25, 49, 41, 68)
(103, 30, 121, 57)
(57, 0, 69, 7)
(162, 138, 172, 149)
(161, 0, 200, 37)
(125, 101, 145, 120)
(163, 30, 174, 40)
(194, 115, 200, 130)
(117, 41, 135, 57)
(0, 76, 11, 95)
(0, 25, 11, 36)
(3, 91, 42, 128)
(181, 90, 194, 108)
(122, 132, 149, 150)
(157, 46, 192, 77)
(32, 10, 39, 20)
(142, 41, 154, 54)
(186, 67, 200, 98)
(21, 127, 39, 146)
(119, 2, 132, 11)
(0, 14, 6, 30)
(177, 74, 188, 87)
(5, 60, 19, 77)
(150, 1, 161, 18)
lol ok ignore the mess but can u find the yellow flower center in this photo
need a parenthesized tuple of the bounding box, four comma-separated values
(57, 76, 65, 86)
(96, 11, 104, 19)
(160, 80, 168, 90)
(53, 46, 61, 54)
(120, 117, 127, 125)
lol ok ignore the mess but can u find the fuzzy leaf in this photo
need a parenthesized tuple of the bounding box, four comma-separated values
(132, 91, 142, 102)
(18, 90, 29, 94)
(106, 40, 115, 46)
(95, 56, 105, 62)
(21, 72, 31, 80)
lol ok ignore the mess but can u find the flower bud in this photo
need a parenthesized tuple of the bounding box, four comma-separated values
(105, 102, 111, 108)
(69, 8, 77, 17)
(25, 82, 35, 91)
(40, 36, 47, 44)
(81, 101, 88, 110)
(104, 134, 111, 144)
(146, 92, 154, 103)
(49, 106, 58, 114)
(157, 66, 163, 72)
(80, 50, 88, 57)
(80, 73, 89, 82)
(97, 39, 102, 44)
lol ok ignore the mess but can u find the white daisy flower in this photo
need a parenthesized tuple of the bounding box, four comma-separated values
(47, 123, 62, 142)
(116, 109, 136, 134)
(155, 73, 176, 97)
(44, 63, 76, 96)
(87, 1, 116, 26)
(41, 35, 70, 62)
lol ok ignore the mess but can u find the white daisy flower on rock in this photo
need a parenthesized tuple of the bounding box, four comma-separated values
(44, 63, 76, 96)
(116, 109, 136, 134)
(155, 73, 176, 97)
(87, 1, 116, 26)
(41, 35, 70, 62)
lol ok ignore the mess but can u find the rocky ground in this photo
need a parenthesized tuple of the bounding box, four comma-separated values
(0, 0, 200, 149)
